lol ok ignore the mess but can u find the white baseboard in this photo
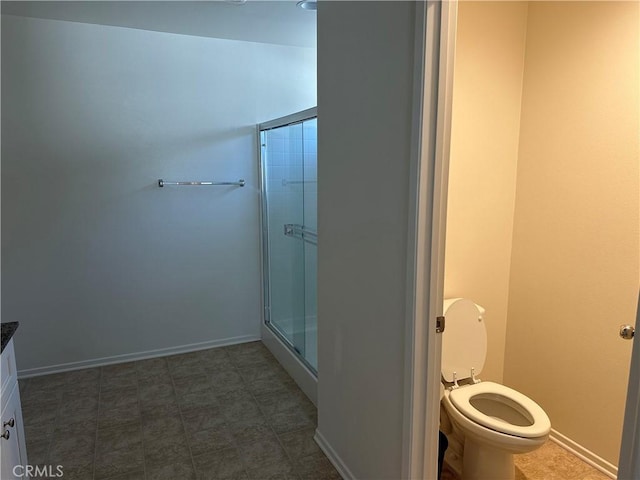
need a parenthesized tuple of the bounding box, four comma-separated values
(17, 334, 261, 378)
(550, 429, 617, 479)
(314, 429, 355, 480)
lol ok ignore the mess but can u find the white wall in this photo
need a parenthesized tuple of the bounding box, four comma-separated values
(1, 15, 316, 373)
(317, 2, 417, 478)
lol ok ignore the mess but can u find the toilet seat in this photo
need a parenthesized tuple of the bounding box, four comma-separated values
(448, 381, 551, 439)
(442, 298, 487, 383)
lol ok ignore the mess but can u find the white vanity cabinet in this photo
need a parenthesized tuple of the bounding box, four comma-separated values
(1, 339, 27, 479)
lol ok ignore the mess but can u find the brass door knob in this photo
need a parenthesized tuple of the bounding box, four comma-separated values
(620, 325, 635, 340)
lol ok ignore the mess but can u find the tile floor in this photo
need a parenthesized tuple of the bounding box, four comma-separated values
(441, 440, 612, 480)
(18, 341, 340, 480)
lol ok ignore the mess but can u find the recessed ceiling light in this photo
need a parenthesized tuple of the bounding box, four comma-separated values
(297, 0, 317, 11)
(225, 0, 247, 5)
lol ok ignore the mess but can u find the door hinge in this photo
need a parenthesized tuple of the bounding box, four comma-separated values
(436, 316, 445, 333)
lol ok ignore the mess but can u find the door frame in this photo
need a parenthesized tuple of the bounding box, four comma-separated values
(402, 1, 457, 479)
(404, 2, 640, 478)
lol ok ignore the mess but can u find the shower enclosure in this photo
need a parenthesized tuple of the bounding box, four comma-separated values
(259, 108, 317, 372)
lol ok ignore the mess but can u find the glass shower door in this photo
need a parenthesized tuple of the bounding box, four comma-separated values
(259, 109, 317, 372)
(301, 118, 317, 369)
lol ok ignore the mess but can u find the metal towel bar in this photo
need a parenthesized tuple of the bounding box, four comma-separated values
(282, 179, 317, 186)
(158, 179, 245, 187)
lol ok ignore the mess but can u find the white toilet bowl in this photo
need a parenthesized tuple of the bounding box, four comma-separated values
(442, 381, 550, 479)
(440, 298, 551, 480)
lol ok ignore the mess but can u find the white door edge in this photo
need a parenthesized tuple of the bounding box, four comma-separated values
(618, 291, 640, 479)
(402, 1, 458, 479)
(401, 1, 432, 476)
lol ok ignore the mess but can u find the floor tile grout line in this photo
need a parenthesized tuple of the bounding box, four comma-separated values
(187, 347, 280, 477)
(212, 348, 259, 478)
(251, 350, 330, 479)
(233, 348, 308, 479)
(19, 377, 30, 398)
(176, 346, 276, 476)
(134, 364, 147, 480)
(31, 388, 53, 465)
(39, 382, 62, 471)
(226, 350, 265, 478)
(168, 356, 202, 479)
(92, 367, 103, 480)
(20, 377, 59, 469)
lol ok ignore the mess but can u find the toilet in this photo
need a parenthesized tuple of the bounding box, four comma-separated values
(440, 298, 551, 480)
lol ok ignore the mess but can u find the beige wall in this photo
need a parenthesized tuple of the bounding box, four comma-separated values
(445, 1, 528, 383)
(448, 0, 640, 466)
(503, 2, 640, 466)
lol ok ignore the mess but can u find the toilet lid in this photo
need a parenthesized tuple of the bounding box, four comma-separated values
(441, 298, 487, 383)
(449, 381, 551, 438)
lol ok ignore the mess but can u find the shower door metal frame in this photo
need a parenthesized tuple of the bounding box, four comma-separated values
(257, 107, 318, 375)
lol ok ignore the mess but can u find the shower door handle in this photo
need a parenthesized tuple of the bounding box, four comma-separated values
(284, 224, 317, 246)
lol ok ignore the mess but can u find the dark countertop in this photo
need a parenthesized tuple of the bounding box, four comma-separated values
(1, 322, 19, 354)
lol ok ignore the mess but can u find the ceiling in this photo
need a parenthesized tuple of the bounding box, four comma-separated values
(1, 1, 317, 48)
